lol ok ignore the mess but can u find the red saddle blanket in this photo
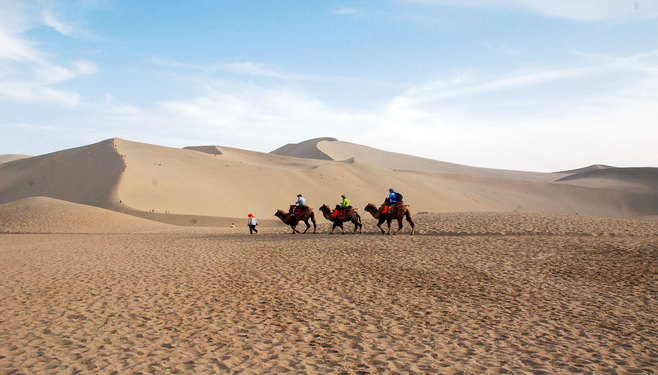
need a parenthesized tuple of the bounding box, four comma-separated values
(382, 202, 403, 214)
(292, 207, 306, 216)
(333, 209, 350, 220)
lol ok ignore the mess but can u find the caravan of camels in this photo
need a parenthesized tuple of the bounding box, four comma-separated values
(275, 189, 415, 235)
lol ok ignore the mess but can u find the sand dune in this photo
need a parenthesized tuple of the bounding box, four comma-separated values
(0, 196, 175, 233)
(556, 167, 658, 191)
(0, 139, 124, 207)
(0, 154, 31, 164)
(0, 137, 656, 224)
(554, 164, 614, 174)
(270, 137, 336, 160)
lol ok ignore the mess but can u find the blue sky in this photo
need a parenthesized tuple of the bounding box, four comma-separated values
(1, 0, 657, 172)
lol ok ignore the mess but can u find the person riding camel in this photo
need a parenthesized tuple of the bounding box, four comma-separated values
(332, 194, 350, 217)
(384, 188, 402, 214)
(291, 194, 307, 217)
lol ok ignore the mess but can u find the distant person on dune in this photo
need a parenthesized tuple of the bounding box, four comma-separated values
(248, 213, 258, 234)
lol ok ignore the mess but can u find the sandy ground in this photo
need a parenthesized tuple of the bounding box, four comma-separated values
(1, 213, 656, 374)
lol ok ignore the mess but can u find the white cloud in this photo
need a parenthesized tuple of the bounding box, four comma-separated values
(334, 8, 360, 16)
(0, 27, 42, 62)
(42, 10, 75, 36)
(152, 58, 343, 82)
(1, 122, 62, 131)
(0, 79, 80, 106)
(403, 0, 658, 21)
(73, 60, 98, 75)
(0, 2, 97, 106)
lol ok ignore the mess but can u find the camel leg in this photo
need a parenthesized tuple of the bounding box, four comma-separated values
(405, 211, 415, 235)
(330, 223, 336, 234)
(386, 219, 393, 235)
(377, 219, 386, 234)
(302, 219, 310, 234)
(393, 218, 403, 235)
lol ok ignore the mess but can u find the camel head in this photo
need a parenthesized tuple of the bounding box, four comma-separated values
(274, 210, 285, 218)
(319, 204, 331, 213)
(364, 203, 378, 212)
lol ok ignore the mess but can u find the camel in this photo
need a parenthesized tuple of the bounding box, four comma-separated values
(274, 207, 317, 234)
(318, 204, 362, 234)
(364, 202, 415, 235)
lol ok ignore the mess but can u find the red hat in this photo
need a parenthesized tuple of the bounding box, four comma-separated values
(248, 213, 254, 217)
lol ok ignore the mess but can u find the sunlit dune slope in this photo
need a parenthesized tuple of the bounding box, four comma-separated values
(0, 154, 31, 164)
(0, 197, 175, 233)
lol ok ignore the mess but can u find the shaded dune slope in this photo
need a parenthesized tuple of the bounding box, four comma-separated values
(0, 139, 124, 208)
(184, 145, 224, 155)
(555, 164, 614, 174)
(556, 167, 658, 189)
(270, 137, 336, 160)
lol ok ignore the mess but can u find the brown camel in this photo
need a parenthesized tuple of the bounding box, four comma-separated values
(318, 204, 362, 234)
(274, 208, 317, 234)
(364, 202, 415, 235)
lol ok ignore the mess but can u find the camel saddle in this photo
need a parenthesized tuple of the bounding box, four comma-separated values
(290, 205, 309, 216)
(333, 207, 351, 220)
(381, 202, 403, 214)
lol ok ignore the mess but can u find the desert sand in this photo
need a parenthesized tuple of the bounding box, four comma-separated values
(1, 209, 657, 374)
(0, 138, 657, 373)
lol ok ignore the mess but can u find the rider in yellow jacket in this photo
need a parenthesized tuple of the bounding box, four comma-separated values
(332, 195, 350, 217)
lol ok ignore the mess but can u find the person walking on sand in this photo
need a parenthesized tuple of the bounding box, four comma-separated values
(248, 213, 258, 234)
